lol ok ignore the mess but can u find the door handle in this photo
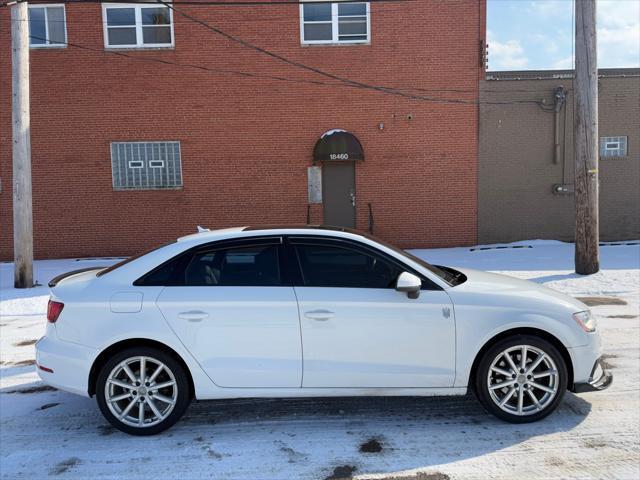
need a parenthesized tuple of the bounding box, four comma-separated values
(304, 309, 335, 321)
(177, 310, 209, 322)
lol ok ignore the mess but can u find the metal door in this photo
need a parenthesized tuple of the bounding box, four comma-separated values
(322, 162, 355, 228)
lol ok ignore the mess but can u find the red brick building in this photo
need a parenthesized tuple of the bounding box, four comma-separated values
(0, 0, 485, 259)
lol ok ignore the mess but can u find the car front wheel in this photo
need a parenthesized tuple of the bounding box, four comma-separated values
(96, 347, 191, 435)
(475, 335, 568, 423)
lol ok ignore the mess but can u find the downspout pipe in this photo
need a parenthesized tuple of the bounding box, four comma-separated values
(553, 86, 567, 164)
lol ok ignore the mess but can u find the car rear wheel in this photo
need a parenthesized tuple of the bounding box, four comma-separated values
(475, 335, 568, 423)
(96, 347, 190, 435)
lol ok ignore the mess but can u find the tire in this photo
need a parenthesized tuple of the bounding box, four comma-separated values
(96, 346, 191, 435)
(474, 334, 568, 423)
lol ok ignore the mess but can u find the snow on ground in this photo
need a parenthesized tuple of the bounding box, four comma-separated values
(1, 240, 639, 479)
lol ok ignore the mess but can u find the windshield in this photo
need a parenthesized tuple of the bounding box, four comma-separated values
(360, 232, 454, 286)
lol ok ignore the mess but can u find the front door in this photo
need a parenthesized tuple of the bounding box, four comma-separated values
(289, 237, 456, 388)
(323, 162, 356, 228)
(156, 238, 302, 388)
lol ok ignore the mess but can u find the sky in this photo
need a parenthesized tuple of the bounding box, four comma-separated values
(487, 0, 640, 70)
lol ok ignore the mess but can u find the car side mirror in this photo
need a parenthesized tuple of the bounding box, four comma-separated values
(395, 272, 421, 299)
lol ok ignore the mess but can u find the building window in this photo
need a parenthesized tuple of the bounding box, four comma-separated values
(28, 5, 66, 48)
(111, 142, 182, 190)
(600, 136, 628, 158)
(300, 1, 370, 45)
(102, 3, 174, 48)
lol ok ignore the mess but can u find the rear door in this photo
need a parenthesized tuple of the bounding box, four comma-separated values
(288, 237, 455, 388)
(323, 162, 356, 228)
(155, 237, 302, 388)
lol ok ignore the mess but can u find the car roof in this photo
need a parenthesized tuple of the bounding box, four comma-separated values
(243, 224, 356, 233)
(177, 225, 363, 243)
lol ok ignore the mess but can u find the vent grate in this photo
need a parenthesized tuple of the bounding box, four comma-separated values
(111, 141, 182, 190)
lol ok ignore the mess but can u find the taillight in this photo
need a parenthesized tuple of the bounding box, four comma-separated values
(47, 300, 64, 323)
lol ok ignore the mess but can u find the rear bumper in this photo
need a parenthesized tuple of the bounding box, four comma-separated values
(572, 357, 613, 393)
(35, 332, 98, 397)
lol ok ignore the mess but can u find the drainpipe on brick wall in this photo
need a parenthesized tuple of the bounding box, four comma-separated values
(553, 86, 567, 165)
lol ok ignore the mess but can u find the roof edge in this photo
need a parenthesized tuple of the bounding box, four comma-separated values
(486, 68, 640, 81)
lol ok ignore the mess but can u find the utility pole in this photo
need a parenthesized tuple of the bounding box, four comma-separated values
(12, 0, 34, 288)
(574, 0, 599, 275)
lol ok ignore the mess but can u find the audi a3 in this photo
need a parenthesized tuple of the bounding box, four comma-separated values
(36, 226, 611, 435)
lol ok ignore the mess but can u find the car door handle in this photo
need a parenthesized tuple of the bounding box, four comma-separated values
(304, 309, 335, 321)
(177, 310, 209, 322)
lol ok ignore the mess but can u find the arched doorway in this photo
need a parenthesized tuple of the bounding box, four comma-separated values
(313, 130, 364, 228)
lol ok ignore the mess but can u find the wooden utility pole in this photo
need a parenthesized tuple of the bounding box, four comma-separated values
(574, 0, 599, 275)
(12, 1, 34, 288)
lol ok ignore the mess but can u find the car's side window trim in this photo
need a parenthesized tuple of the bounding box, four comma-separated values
(285, 236, 441, 290)
(134, 236, 289, 287)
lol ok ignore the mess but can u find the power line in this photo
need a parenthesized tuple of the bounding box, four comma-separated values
(1, 0, 556, 106)
(0, 30, 466, 101)
(0, 29, 443, 100)
(153, 0, 476, 104)
(156, 0, 553, 106)
(0, 27, 555, 108)
(0, 1, 486, 100)
(0, 3, 486, 98)
(5, 30, 352, 88)
(1, 14, 573, 97)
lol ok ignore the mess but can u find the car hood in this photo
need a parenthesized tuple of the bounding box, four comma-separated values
(449, 267, 589, 313)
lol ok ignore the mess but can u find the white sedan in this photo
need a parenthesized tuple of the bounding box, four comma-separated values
(36, 226, 611, 435)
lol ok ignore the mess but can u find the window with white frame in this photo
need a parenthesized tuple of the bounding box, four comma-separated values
(111, 142, 182, 190)
(28, 4, 66, 48)
(102, 3, 174, 48)
(300, 1, 370, 44)
(600, 136, 628, 158)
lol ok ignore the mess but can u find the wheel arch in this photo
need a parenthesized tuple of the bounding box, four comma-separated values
(88, 338, 195, 399)
(467, 327, 574, 391)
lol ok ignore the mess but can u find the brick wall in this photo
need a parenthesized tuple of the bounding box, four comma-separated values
(0, 0, 484, 259)
(479, 70, 640, 244)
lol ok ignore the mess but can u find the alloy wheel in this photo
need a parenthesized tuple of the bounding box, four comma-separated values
(104, 355, 178, 428)
(487, 344, 559, 416)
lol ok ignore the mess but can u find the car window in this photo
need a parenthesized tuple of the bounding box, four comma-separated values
(293, 243, 401, 288)
(184, 244, 281, 286)
(358, 232, 453, 286)
(135, 254, 184, 286)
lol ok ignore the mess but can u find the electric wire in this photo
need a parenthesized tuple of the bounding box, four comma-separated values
(153, 0, 549, 105)
(0, 25, 565, 108)
(1, 0, 565, 106)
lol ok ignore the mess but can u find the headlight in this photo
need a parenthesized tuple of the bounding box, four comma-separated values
(573, 310, 596, 332)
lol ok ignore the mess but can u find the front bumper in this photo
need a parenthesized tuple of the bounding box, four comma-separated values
(573, 357, 613, 393)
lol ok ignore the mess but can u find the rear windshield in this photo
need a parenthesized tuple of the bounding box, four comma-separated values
(96, 241, 176, 277)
